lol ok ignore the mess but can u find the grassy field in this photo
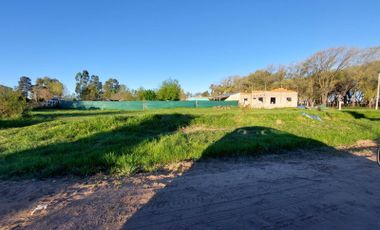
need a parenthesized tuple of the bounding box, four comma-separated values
(0, 108, 379, 178)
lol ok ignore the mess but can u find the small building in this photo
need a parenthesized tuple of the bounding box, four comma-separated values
(209, 94, 233, 101)
(186, 97, 210, 101)
(225, 88, 298, 108)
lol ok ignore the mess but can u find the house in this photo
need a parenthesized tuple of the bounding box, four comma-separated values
(225, 88, 298, 108)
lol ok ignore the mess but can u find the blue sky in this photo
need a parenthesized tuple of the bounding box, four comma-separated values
(0, 0, 379, 94)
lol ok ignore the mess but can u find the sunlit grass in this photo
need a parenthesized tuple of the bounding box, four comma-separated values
(0, 108, 379, 178)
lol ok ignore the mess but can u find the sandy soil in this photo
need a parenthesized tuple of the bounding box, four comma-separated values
(1, 140, 380, 230)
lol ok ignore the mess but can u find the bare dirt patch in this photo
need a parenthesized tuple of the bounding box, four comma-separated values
(1, 141, 379, 229)
(181, 125, 230, 134)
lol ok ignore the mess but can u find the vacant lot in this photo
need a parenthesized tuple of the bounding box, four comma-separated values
(1, 108, 379, 229)
(1, 141, 379, 229)
(0, 108, 379, 178)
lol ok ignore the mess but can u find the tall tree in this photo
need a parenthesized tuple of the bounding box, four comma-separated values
(33, 77, 64, 101)
(300, 47, 358, 105)
(356, 61, 380, 108)
(17, 76, 32, 99)
(103, 78, 120, 99)
(209, 46, 380, 107)
(86, 75, 102, 100)
(157, 79, 183, 101)
(210, 76, 240, 96)
(75, 70, 90, 99)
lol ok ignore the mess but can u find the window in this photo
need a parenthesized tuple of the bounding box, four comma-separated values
(286, 97, 292, 102)
(270, 97, 276, 104)
(243, 98, 249, 106)
(258, 97, 263, 103)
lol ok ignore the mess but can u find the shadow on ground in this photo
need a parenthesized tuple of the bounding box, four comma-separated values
(343, 110, 380, 121)
(0, 114, 195, 228)
(1, 126, 380, 229)
(121, 128, 380, 229)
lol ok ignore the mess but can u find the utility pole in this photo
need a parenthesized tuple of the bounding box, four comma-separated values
(376, 72, 380, 110)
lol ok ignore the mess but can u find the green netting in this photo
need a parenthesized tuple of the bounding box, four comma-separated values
(196, 100, 238, 107)
(145, 101, 196, 109)
(59, 100, 238, 111)
(59, 101, 143, 111)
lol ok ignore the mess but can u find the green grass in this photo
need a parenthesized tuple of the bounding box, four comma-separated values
(0, 108, 379, 178)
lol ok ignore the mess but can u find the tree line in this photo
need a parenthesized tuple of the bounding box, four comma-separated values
(1, 45, 379, 118)
(210, 46, 380, 108)
(12, 71, 185, 103)
(74, 70, 185, 101)
(0, 76, 65, 118)
(1, 72, 186, 118)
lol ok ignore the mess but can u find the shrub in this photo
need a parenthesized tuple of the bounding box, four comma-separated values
(0, 87, 27, 118)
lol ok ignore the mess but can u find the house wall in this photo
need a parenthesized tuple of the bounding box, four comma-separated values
(226, 93, 253, 107)
(251, 92, 298, 108)
(227, 91, 298, 108)
(187, 97, 209, 101)
(225, 93, 241, 101)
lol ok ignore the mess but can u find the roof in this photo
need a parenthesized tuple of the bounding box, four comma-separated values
(0, 84, 12, 91)
(235, 88, 297, 94)
(187, 97, 209, 101)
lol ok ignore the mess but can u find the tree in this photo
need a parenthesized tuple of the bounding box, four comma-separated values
(156, 79, 183, 101)
(75, 70, 90, 99)
(103, 78, 120, 100)
(17, 76, 32, 99)
(271, 66, 287, 89)
(331, 70, 357, 105)
(208, 46, 380, 108)
(201, 91, 210, 97)
(33, 77, 64, 102)
(75, 71, 104, 100)
(136, 88, 157, 101)
(110, 84, 135, 101)
(250, 70, 274, 91)
(292, 75, 317, 107)
(0, 87, 26, 118)
(210, 76, 241, 96)
(144, 90, 156, 100)
(356, 61, 380, 108)
(300, 47, 358, 105)
(86, 75, 102, 100)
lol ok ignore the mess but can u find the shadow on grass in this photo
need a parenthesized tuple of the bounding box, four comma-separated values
(343, 111, 380, 121)
(0, 114, 195, 178)
(2, 125, 380, 229)
(202, 126, 328, 157)
(0, 119, 43, 129)
(121, 128, 379, 229)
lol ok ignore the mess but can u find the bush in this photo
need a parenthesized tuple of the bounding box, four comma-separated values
(0, 88, 27, 118)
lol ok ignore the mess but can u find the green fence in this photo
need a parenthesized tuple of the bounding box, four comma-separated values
(59, 100, 238, 111)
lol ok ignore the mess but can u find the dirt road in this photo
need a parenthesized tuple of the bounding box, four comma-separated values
(1, 140, 380, 229)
